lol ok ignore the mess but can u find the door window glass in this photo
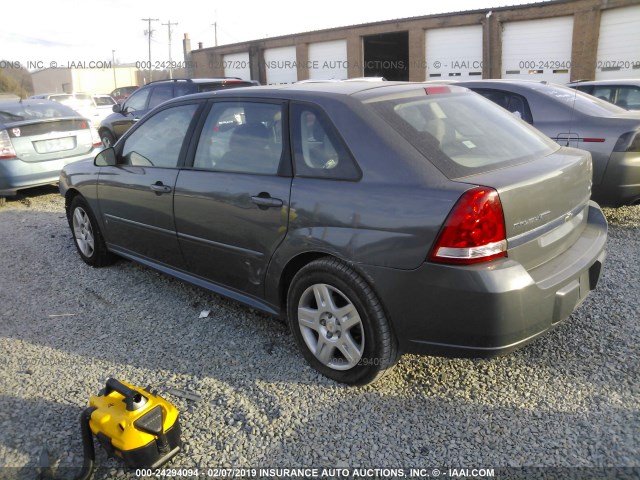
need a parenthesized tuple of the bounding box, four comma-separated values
(291, 104, 360, 180)
(123, 88, 150, 112)
(194, 102, 283, 175)
(148, 85, 174, 109)
(121, 104, 199, 168)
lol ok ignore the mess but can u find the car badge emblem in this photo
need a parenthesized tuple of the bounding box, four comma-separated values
(11, 128, 21, 137)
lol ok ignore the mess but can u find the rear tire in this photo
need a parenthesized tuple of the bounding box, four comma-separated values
(68, 196, 114, 267)
(287, 257, 398, 385)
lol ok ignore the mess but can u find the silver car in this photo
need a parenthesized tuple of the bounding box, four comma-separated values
(568, 79, 640, 110)
(458, 80, 640, 206)
(0, 99, 103, 205)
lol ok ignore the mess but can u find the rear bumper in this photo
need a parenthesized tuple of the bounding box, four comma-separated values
(359, 202, 608, 357)
(0, 149, 100, 196)
(595, 151, 640, 206)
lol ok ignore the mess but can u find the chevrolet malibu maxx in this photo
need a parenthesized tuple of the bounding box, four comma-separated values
(59, 82, 607, 385)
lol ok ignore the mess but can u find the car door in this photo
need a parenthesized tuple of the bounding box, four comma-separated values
(97, 101, 203, 268)
(174, 100, 291, 299)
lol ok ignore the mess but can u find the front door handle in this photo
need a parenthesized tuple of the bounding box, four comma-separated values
(150, 182, 172, 194)
(251, 194, 283, 209)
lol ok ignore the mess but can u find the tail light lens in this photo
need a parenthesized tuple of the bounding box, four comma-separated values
(0, 130, 17, 159)
(88, 121, 102, 147)
(429, 187, 507, 265)
(613, 131, 640, 152)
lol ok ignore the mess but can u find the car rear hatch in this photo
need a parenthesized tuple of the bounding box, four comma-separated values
(458, 147, 593, 271)
(4, 117, 96, 162)
(359, 84, 596, 271)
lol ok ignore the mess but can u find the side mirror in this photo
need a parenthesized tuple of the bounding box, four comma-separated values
(95, 147, 116, 166)
(112, 103, 123, 113)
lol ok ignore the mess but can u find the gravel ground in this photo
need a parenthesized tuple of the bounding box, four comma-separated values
(0, 186, 638, 479)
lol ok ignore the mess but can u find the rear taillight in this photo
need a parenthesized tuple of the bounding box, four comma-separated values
(0, 130, 17, 159)
(613, 131, 640, 152)
(429, 187, 507, 265)
(88, 121, 102, 147)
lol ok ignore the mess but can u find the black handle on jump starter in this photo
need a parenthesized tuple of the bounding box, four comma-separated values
(105, 378, 145, 411)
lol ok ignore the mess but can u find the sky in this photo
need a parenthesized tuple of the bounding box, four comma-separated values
(1, 0, 536, 70)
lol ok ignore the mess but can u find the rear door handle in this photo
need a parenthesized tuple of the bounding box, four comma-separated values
(251, 195, 283, 209)
(150, 182, 172, 194)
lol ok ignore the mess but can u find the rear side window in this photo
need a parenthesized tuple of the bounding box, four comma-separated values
(175, 83, 196, 97)
(148, 84, 174, 109)
(290, 103, 360, 180)
(473, 89, 533, 124)
(365, 91, 558, 178)
(193, 101, 284, 175)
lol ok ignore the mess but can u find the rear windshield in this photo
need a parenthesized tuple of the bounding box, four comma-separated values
(93, 96, 116, 106)
(365, 90, 558, 178)
(0, 101, 79, 122)
(534, 84, 626, 116)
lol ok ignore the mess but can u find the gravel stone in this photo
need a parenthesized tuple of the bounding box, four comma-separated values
(0, 187, 638, 479)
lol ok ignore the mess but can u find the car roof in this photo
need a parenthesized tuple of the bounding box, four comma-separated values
(171, 81, 469, 103)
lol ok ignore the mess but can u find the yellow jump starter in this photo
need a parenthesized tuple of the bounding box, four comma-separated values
(75, 379, 181, 479)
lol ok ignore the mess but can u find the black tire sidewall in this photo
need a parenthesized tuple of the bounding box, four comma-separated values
(287, 259, 394, 385)
(69, 196, 109, 267)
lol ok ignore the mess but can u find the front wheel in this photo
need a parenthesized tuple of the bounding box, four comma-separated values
(68, 196, 114, 267)
(287, 258, 398, 385)
(100, 130, 116, 148)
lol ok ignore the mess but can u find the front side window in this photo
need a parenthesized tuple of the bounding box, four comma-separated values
(193, 101, 283, 175)
(291, 103, 360, 180)
(123, 88, 150, 113)
(121, 104, 199, 168)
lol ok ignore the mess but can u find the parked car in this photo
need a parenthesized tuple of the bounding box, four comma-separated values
(91, 94, 118, 124)
(110, 86, 139, 104)
(30, 93, 114, 125)
(98, 78, 256, 147)
(567, 79, 640, 110)
(456, 80, 640, 206)
(60, 82, 607, 385)
(0, 99, 102, 205)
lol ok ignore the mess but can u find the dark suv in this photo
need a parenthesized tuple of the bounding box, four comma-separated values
(98, 78, 256, 147)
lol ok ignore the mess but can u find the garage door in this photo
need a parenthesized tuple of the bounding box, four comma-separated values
(595, 6, 640, 80)
(308, 40, 348, 80)
(425, 25, 483, 79)
(264, 46, 298, 84)
(223, 52, 251, 80)
(502, 17, 573, 83)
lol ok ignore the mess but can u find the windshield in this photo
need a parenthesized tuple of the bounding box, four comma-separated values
(0, 101, 80, 122)
(534, 83, 627, 116)
(365, 90, 559, 179)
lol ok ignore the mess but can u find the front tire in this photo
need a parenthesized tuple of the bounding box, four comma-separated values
(68, 196, 114, 267)
(100, 130, 116, 148)
(287, 258, 398, 385)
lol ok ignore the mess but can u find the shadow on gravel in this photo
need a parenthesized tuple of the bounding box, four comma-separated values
(0, 185, 60, 208)
(1, 207, 639, 469)
(0, 394, 132, 479)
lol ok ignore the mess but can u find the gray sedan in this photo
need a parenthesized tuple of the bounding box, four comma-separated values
(59, 82, 607, 385)
(457, 79, 640, 207)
